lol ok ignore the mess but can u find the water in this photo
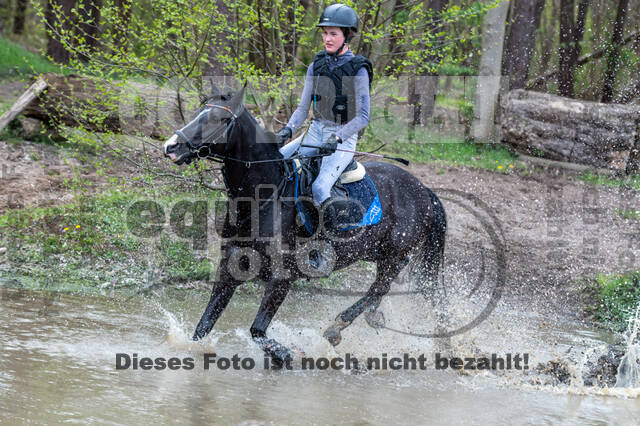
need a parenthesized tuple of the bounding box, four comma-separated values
(615, 305, 640, 389)
(1, 286, 639, 424)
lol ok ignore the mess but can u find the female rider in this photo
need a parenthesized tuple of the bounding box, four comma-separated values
(277, 4, 373, 221)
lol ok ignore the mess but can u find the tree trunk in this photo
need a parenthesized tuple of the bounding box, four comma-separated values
(533, 0, 556, 91)
(502, 0, 545, 90)
(114, 0, 131, 51)
(205, 0, 232, 77)
(601, 0, 630, 103)
(13, 0, 28, 34)
(382, 0, 407, 76)
(0, 0, 10, 34)
(471, 0, 510, 141)
(501, 89, 640, 170)
(409, 0, 449, 126)
(557, 0, 589, 98)
(282, 3, 297, 70)
(77, 0, 102, 62)
(46, 0, 76, 64)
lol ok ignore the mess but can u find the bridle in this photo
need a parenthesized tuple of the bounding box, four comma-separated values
(174, 102, 301, 227)
(174, 103, 238, 153)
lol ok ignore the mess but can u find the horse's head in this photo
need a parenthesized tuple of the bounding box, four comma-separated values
(164, 84, 246, 164)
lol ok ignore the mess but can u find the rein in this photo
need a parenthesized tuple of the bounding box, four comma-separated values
(175, 102, 328, 228)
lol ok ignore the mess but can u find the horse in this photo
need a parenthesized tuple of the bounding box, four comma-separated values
(163, 84, 447, 366)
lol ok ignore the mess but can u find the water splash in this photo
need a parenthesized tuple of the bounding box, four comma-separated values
(615, 303, 640, 388)
(567, 345, 607, 391)
(153, 301, 220, 352)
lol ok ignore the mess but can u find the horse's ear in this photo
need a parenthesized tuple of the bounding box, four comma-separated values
(210, 83, 222, 99)
(229, 82, 246, 112)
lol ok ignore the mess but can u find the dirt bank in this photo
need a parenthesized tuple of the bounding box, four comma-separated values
(410, 162, 639, 316)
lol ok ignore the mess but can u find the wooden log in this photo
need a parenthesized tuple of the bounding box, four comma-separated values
(0, 77, 48, 135)
(500, 89, 640, 170)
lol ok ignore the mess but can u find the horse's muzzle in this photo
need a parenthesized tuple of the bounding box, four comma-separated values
(163, 134, 179, 160)
(164, 134, 196, 165)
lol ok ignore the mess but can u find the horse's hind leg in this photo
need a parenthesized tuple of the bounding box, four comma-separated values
(324, 257, 408, 346)
(250, 278, 294, 366)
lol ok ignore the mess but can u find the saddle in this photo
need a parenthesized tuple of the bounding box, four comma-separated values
(292, 157, 382, 234)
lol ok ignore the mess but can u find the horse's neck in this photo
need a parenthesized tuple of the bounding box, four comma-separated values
(223, 110, 284, 196)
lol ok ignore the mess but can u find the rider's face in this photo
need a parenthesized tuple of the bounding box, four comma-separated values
(322, 27, 346, 54)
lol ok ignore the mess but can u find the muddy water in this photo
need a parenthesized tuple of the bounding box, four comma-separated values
(1, 287, 639, 425)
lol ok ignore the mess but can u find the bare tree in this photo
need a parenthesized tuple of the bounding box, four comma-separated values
(502, 0, 545, 90)
(409, 0, 449, 126)
(205, 0, 232, 77)
(472, 0, 510, 141)
(77, 0, 102, 61)
(13, 0, 28, 34)
(601, 0, 630, 103)
(46, 0, 77, 64)
(557, 0, 589, 97)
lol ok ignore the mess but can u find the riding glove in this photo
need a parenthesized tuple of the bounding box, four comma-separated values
(276, 126, 293, 144)
(318, 134, 342, 155)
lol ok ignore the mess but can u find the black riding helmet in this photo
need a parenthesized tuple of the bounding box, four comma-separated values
(317, 4, 358, 44)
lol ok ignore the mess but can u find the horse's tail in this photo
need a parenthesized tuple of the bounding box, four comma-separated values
(416, 188, 447, 291)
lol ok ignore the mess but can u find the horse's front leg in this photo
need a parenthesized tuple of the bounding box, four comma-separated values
(250, 278, 293, 367)
(193, 257, 243, 341)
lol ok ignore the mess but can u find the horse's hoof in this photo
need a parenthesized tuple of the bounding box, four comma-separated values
(365, 310, 385, 329)
(323, 325, 342, 346)
(255, 337, 293, 368)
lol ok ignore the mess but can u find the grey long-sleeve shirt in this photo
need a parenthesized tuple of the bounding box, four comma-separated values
(286, 50, 370, 141)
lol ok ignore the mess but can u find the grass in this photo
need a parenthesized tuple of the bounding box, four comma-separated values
(579, 171, 640, 191)
(360, 130, 519, 173)
(0, 37, 64, 77)
(582, 271, 640, 332)
(615, 209, 640, 221)
(0, 184, 222, 291)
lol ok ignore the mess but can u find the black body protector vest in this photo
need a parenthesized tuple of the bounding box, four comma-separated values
(311, 51, 373, 125)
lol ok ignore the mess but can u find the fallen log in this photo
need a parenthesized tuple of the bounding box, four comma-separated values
(0, 77, 48, 135)
(500, 89, 640, 170)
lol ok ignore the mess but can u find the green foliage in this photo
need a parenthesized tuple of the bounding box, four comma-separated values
(157, 235, 212, 282)
(24, 0, 494, 132)
(583, 271, 640, 332)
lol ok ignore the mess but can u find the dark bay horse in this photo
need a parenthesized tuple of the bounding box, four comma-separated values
(164, 85, 446, 365)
